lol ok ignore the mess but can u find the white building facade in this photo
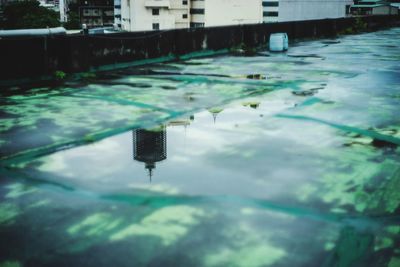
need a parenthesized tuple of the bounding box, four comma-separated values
(193, 0, 263, 27)
(262, 0, 352, 23)
(120, 0, 263, 31)
(115, 0, 122, 27)
(120, 0, 353, 31)
(120, 0, 190, 31)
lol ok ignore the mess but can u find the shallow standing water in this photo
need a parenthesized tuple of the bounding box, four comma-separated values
(0, 28, 400, 267)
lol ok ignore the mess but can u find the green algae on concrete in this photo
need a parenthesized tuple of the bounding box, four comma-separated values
(0, 261, 22, 267)
(0, 203, 19, 225)
(389, 257, 400, 267)
(5, 183, 37, 199)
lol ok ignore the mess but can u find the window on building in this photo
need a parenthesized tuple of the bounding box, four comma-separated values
(263, 11, 278, 17)
(190, 22, 204, 28)
(345, 5, 351, 15)
(262, 1, 279, 7)
(152, 9, 159, 15)
(182, 0, 188, 5)
(190, 8, 204, 14)
(183, 14, 188, 19)
(153, 23, 160, 30)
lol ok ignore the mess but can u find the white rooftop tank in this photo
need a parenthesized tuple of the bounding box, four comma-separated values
(269, 33, 289, 52)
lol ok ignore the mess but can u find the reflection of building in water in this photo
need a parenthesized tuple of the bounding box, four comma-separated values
(132, 126, 167, 181)
(243, 102, 261, 109)
(168, 115, 194, 128)
(168, 120, 191, 127)
(208, 107, 224, 124)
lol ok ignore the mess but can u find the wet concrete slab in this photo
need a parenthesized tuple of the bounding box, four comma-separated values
(0, 28, 399, 267)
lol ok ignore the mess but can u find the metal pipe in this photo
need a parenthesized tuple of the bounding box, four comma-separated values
(0, 27, 67, 37)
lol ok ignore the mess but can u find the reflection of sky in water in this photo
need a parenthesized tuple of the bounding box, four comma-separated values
(29, 98, 323, 196)
(1, 28, 400, 267)
(19, 90, 399, 217)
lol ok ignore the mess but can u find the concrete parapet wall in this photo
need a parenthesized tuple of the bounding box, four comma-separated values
(0, 15, 399, 83)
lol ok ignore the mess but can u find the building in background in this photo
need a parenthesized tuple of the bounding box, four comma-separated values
(391, 2, 400, 12)
(59, 0, 67, 21)
(39, 0, 59, 13)
(351, 0, 398, 15)
(0, 0, 14, 7)
(189, 0, 203, 28)
(120, 0, 262, 31)
(119, 0, 357, 32)
(262, 0, 353, 23)
(191, 0, 263, 27)
(262, 0, 279, 23)
(114, 0, 120, 28)
(77, 0, 114, 27)
(121, 0, 190, 31)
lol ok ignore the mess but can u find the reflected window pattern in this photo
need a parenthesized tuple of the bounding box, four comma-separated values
(132, 126, 167, 181)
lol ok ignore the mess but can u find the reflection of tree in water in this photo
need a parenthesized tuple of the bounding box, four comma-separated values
(323, 226, 375, 267)
(208, 107, 224, 124)
(243, 102, 260, 109)
(132, 126, 167, 181)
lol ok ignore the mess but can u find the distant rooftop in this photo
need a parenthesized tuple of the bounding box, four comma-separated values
(352, 0, 391, 7)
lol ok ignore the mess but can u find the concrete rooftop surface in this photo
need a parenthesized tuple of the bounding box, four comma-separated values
(0, 27, 399, 267)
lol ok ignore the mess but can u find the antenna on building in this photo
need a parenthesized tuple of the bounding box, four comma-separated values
(145, 162, 155, 182)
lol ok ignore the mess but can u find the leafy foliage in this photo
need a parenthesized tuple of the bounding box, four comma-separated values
(2, 0, 60, 29)
(54, 70, 66, 80)
(63, 11, 80, 30)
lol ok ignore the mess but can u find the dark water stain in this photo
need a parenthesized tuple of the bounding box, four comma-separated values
(174, 61, 207, 66)
(144, 70, 232, 79)
(288, 54, 326, 60)
(160, 85, 177, 90)
(372, 139, 398, 149)
(383, 45, 399, 48)
(246, 74, 267, 80)
(292, 61, 313, 66)
(321, 40, 341, 45)
(292, 90, 315, 96)
(292, 87, 325, 97)
(94, 81, 153, 88)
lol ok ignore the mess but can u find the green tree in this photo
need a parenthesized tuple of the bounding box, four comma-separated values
(64, 11, 80, 30)
(2, 0, 60, 29)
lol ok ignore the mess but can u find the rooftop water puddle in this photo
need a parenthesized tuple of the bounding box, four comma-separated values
(0, 28, 399, 267)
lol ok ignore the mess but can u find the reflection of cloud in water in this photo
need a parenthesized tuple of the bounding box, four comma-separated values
(205, 222, 286, 267)
(110, 205, 206, 246)
(38, 138, 125, 179)
(127, 183, 179, 195)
